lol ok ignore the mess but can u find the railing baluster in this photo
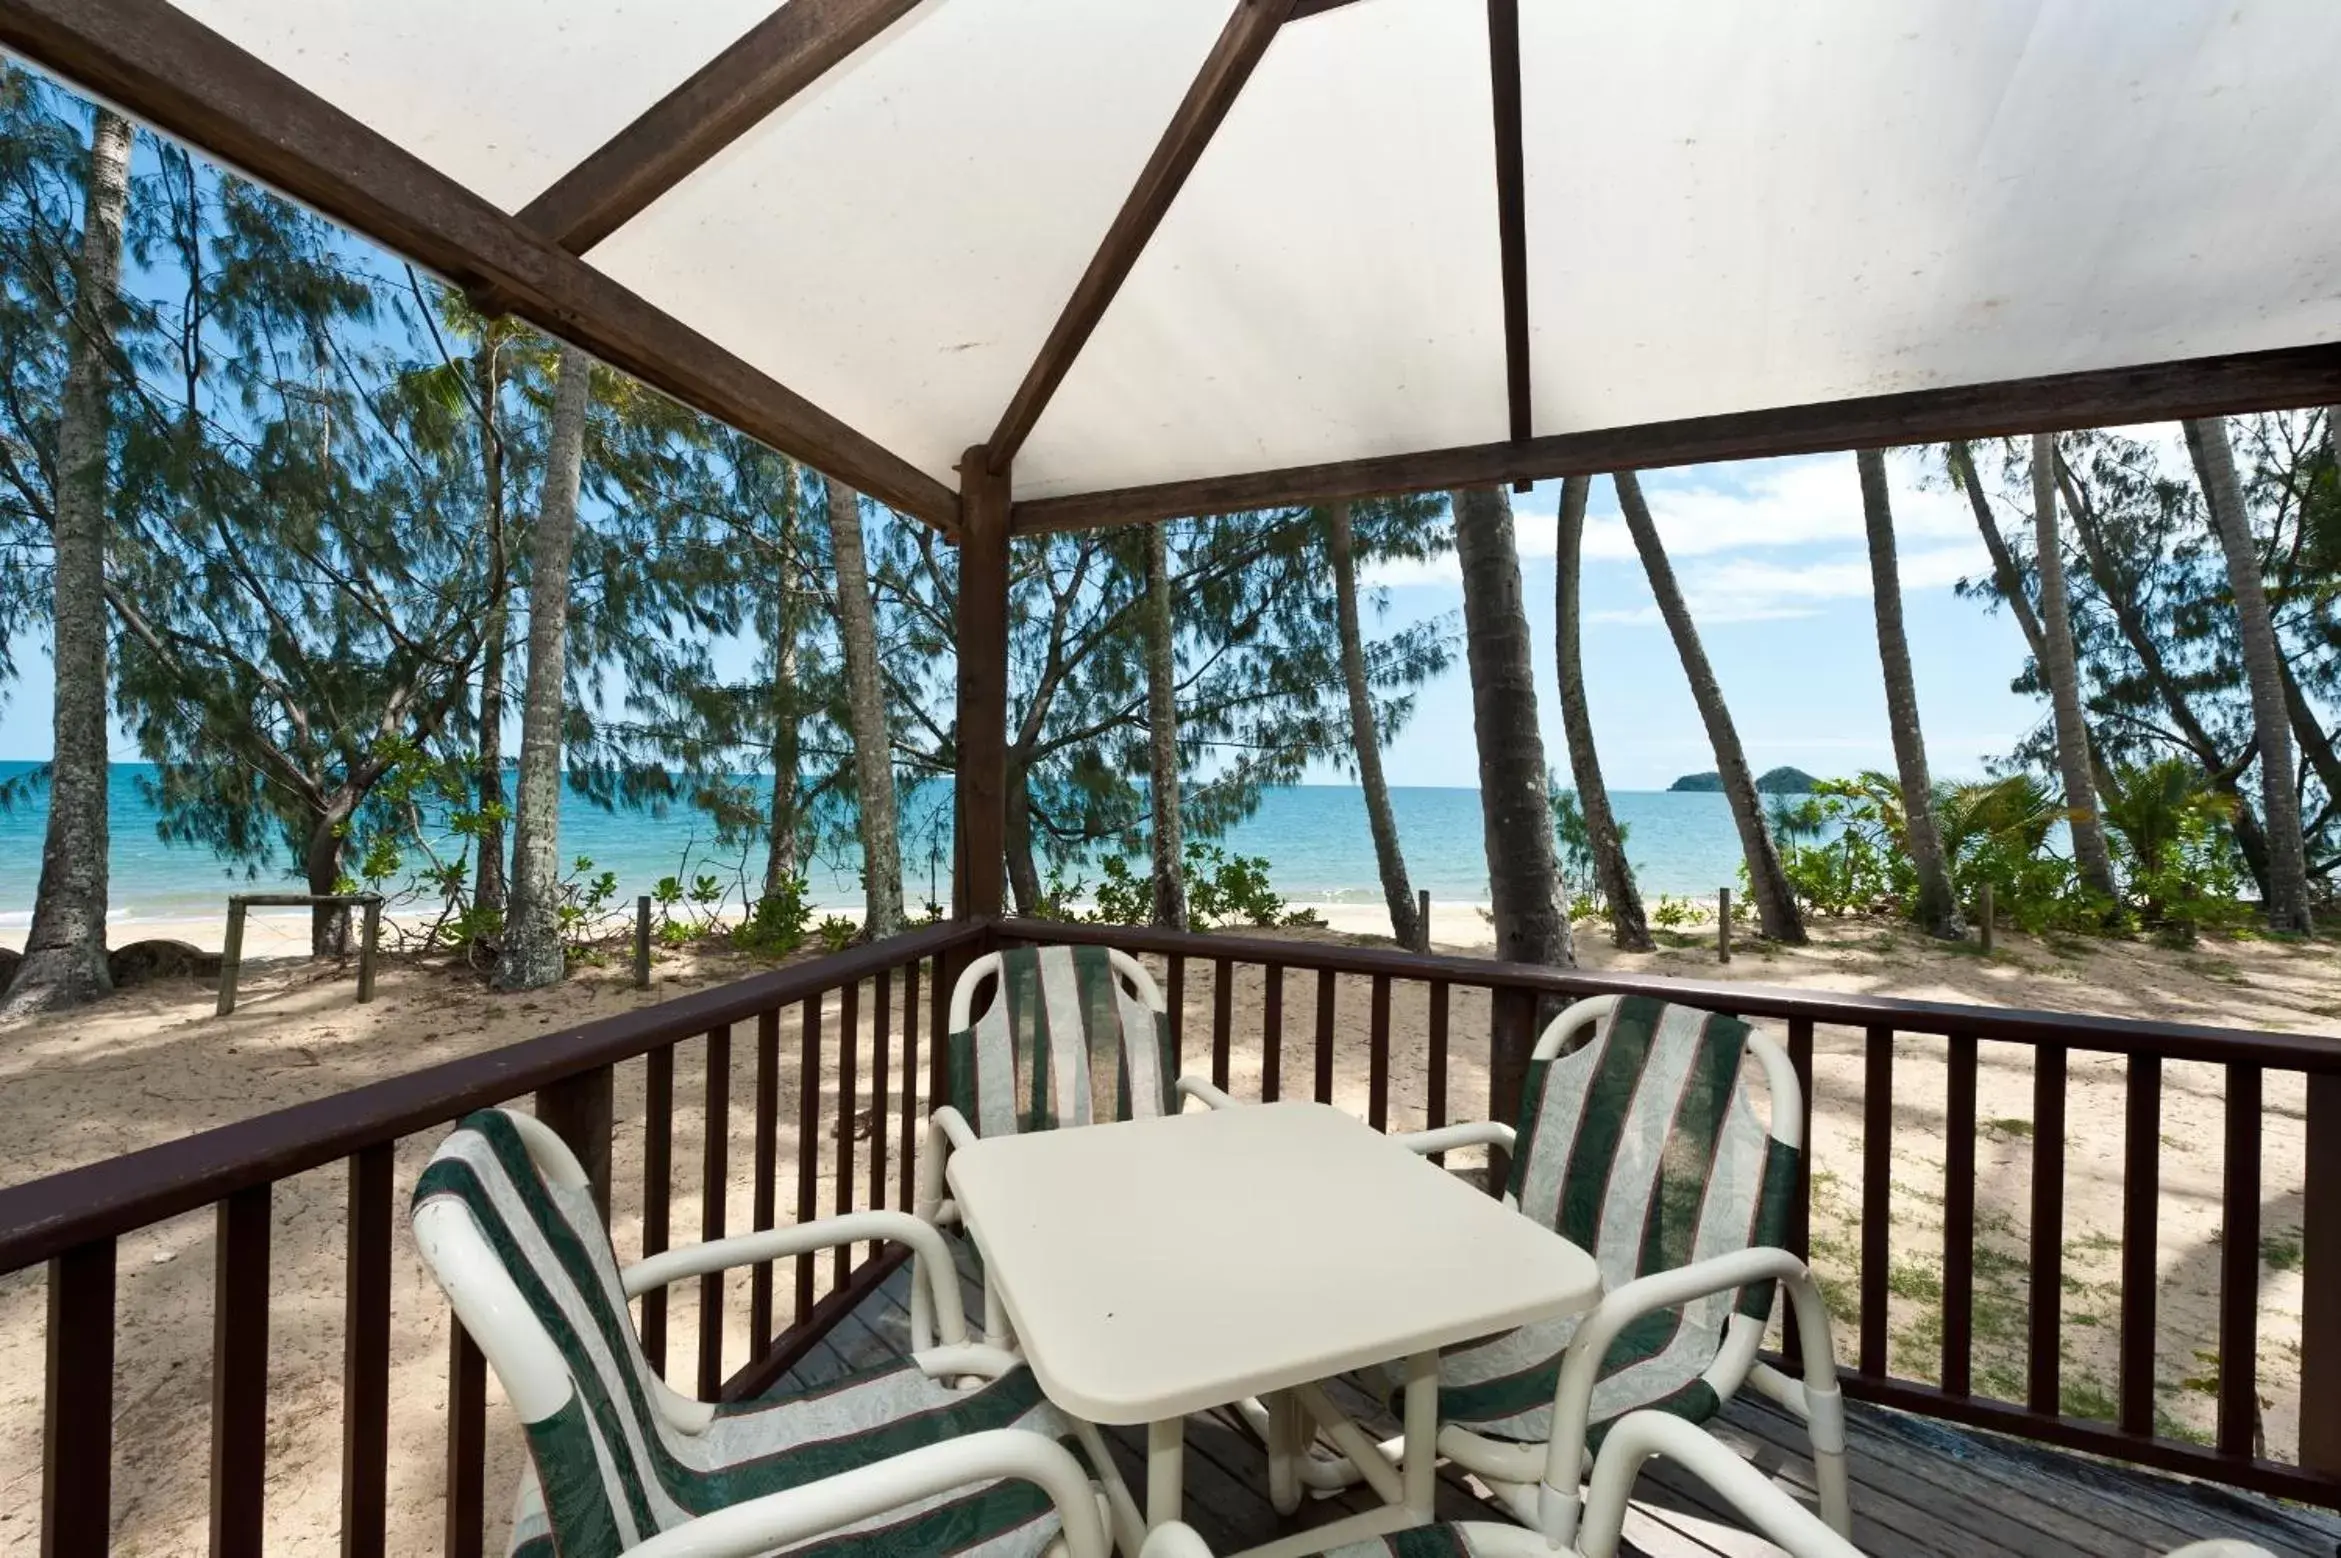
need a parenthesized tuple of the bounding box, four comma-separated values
(43, 1238, 116, 1558)
(751, 1008, 780, 1351)
(836, 979, 860, 1284)
(342, 1144, 392, 1558)
(872, 968, 893, 1222)
(536, 1064, 615, 1222)
(444, 1329, 486, 1558)
(1314, 969, 1337, 1105)
(1425, 982, 1450, 1165)
(699, 1023, 732, 1400)
(1782, 1016, 1816, 1360)
(642, 1046, 674, 1372)
(211, 1185, 272, 1556)
(1166, 955, 1187, 1079)
(1260, 963, 1284, 1103)
(2218, 1062, 2262, 1458)
(2120, 1053, 2162, 1435)
(1859, 1025, 1894, 1377)
(2028, 1044, 2067, 1415)
(2304, 1072, 2341, 1473)
(797, 992, 824, 1322)
(928, 953, 950, 1127)
(1211, 957, 1234, 1093)
(1942, 1033, 1978, 1397)
(899, 960, 922, 1216)
(1367, 973, 1392, 1132)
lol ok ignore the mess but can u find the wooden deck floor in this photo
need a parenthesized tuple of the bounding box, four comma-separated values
(782, 1260, 2341, 1558)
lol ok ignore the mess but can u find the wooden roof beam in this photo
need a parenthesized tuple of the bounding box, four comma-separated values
(1487, 0, 1531, 490)
(982, 0, 1296, 477)
(1010, 342, 2341, 534)
(517, 0, 927, 256)
(0, 0, 958, 529)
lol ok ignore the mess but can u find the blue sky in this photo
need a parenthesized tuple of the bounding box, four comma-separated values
(0, 444, 2044, 791)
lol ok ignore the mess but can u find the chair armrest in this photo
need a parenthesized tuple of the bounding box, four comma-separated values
(1387, 1120, 1516, 1157)
(621, 1428, 1108, 1558)
(1176, 1076, 1241, 1111)
(619, 1210, 966, 1350)
(1577, 1411, 1860, 1558)
(1541, 1246, 1841, 1521)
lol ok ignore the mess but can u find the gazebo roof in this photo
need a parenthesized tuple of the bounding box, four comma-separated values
(9, 0, 2341, 533)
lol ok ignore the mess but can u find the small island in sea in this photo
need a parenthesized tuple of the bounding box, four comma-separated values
(1669, 765, 1821, 795)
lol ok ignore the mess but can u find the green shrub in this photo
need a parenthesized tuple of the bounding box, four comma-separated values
(817, 915, 859, 953)
(735, 874, 813, 957)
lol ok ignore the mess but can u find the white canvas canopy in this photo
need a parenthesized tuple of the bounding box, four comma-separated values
(8, 0, 2340, 530)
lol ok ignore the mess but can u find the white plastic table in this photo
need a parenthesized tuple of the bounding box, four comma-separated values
(946, 1100, 1603, 1558)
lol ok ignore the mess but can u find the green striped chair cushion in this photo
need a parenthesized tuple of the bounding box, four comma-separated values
(1432, 997, 1799, 1443)
(946, 944, 1177, 1137)
(414, 1109, 1082, 1558)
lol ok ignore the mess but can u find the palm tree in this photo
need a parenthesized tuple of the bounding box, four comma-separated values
(1612, 471, 1806, 943)
(2184, 417, 2312, 932)
(2028, 435, 2118, 904)
(495, 342, 593, 990)
(1143, 519, 1187, 929)
(4, 110, 131, 1018)
(1857, 450, 1962, 938)
(1328, 501, 1418, 948)
(826, 475, 905, 939)
(1948, 440, 2049, 664)
(1553, 476, 1650, 950)
(1450, 486, 1573, 967)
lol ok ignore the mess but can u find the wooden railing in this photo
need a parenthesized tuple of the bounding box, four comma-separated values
(1003, 917, 2341, 1509)
(8, 913, 2338, 1555)
(0, 919, 982, 1558)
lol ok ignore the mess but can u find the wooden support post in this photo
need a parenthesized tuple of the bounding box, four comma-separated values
(1487, 985, 1537, 1195)
(1717, 887, 1732, 963)
(956, 445, 1012, 921)
(1415, 889, 1430, 954)
(536, 1065, 616, 1222)
(216, 899, 248, 1017)
(634, 895, 652, 989)
(1979, 882, 1995, 953)
(356, 897, 381, 1002)
(2302, 1072, 2341, 1472)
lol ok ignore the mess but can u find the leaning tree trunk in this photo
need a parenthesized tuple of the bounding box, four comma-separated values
(827, 476, 905, 939)
(2030, 434, 2118, 904)
(1614, 471, 1807, 943)
(2186, 417, 2313, 933)
(1949, 441, 2050, 665)
(1004, 763, 1042, 916)
(1329, 502, 1418, 948)
(495, 343, 592, 990)
(1555, 476, 1651, 951)
(1450, 486, 1573, 968)
(5, 110, 132, 1019)
(1858, 450, 1963, 939)
(473, 341, 510, 917)
(1143, 521, 1188, 929)
(762, 510, 801, 900)
(304, 793, 359, 956)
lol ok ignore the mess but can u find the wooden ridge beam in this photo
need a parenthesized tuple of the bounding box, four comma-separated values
(518, 0, 925, 255)
(0, 0, 958, 529)
(1011, 341, 2341, 533)
(1486, 0, 1531, 487)
(982, 0, 1295, 475)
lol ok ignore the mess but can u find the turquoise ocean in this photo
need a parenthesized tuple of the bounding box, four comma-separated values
(0, 762, 1767, 927)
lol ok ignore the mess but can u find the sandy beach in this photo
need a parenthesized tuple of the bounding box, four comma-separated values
(0, 915, 2336, 1554)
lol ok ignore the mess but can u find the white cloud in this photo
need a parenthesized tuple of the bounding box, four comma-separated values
(1594, 540, 1989, 624)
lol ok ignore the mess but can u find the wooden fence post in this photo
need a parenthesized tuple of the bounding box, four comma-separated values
(1718, 887, 1732, 963)
(356, 898, 381, 1002)
(634, 896, 652, 989)
(1415, 889, 1431, 955)
(216, 898, 248, 1017)
(1979, 882, 1995, 953)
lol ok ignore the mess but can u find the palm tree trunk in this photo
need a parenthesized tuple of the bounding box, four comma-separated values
(1554, 477, 1651, 951)
(5, 110, 132, 1018)
(1143, 521, 1188, 929)
(473, 341, 509, 917)
(1329, 502, 1418, 948)
(1949, 441, 2050, 664)
(827, 476, 905, 938)
(495, 343, 592, 989)
(2185, 417, 2313, 933)
(763, 497, 801, 899)
(1858, 451, 1963, 938)
(1613, 471, 1807, 943)
(1450, 486, 1573, 968)
(2029, 435, 2118, 903)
